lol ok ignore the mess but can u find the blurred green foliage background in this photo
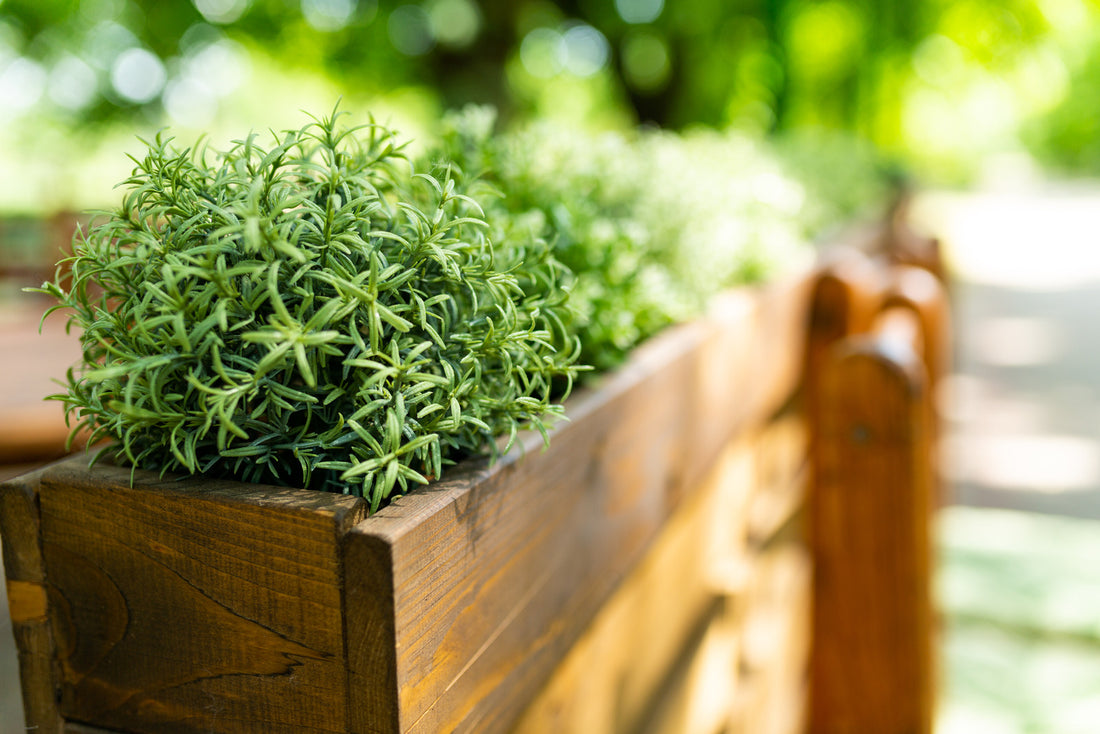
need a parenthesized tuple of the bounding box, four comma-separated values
(0, 0, 1098, 214)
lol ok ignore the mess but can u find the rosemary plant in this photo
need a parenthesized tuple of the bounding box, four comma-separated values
(37, 108, 580, 511)
(437, 108, 882, 371)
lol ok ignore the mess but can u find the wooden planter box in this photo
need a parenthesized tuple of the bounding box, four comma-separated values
(2, 232, 944, 734)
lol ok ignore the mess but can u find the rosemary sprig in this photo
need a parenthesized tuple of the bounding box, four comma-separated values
(35, 106, 580, 512)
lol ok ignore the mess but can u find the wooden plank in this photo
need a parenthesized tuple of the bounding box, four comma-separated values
(740, 545, 811, 677)
(1, 464, 64, 733)
(36, 457, 366, 734)
(804, 251, 882, 392)
(510, 438, 756, 734)
(345, 324, 708, 734)
(636, 598, 742, 734)
(343, 525, 400, 734)
(2, 271, 811, 733)
(746, 412, 808, 547)
(64, 723, 121, 733)
(506, 589, 630, 734)
(343, 274, 811, 734)
(682, 273, 812, 501)
(729, 678, 807, 734)
(729, 545, 811, 734)
(881, 265, 950, 395)
(808, 312, 935, 734)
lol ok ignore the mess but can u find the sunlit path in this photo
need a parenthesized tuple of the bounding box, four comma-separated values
(916, 186, 1100, 733)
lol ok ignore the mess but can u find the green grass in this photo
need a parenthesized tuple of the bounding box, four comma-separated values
(938, 506, 1100, 734)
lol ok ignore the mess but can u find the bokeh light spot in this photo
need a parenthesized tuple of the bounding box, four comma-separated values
(164, 77, 216, 128)
(180, 22, 224, 53)
(388, 5, 434, 56)
(48, 55, 98, 110)
(110, 47, 166, 103)
(302, 0, 364, 32)
(785, 0, 864, 80)
(912, 34, 967, 88)
(0, 57, 46, 113)
(562, 24, 609, 78)
(193, 0, 250, 25)
(185, 38, 249, 97)
(615, 0, 664, 25)
(520, 27, 565, 78)
(622, 30, 670, 91)
(84, 21, 140, 70)
(426, 0, 480, 48)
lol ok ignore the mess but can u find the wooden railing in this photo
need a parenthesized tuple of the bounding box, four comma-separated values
(510, 229, 947, 734)
(0, 222, 948, 734)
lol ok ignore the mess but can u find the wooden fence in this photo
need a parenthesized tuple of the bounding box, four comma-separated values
(0, 223, 948, 733)
(515, 229, 947, 734)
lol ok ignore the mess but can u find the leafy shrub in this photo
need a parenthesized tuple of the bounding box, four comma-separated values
(37, 108, 580, 511)
(437, 108, 886, 371)
(36, 104, 886, 509)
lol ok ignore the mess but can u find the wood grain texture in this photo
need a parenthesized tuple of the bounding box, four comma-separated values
(636, 598, 742, 734)
(36, 458, 366, 734)
(808, 313, 935, 734)
(1, 463, 64, 733)
(63, 723, 122, 733)
(511, 438, 757, 734)
(347, 337, 704, 734)
(3, 272, 812, 733)
(685, 271, 811, 498)
(344, 274, 811, 734)
(344, 528, 399, 734)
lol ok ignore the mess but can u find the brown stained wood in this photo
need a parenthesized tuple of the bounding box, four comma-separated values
(635, 599, 741, 734)
(808, 317, 934, 734)
(683, 273, 812, 502)
(881, 265, 950, 395)
(7, 578, 48, 623)
(747, 413, 808, 548)
(739, 545, 812, 695)
(730, 678, 807, 734)
(343, 530, 399, 734)
(1, 463, 64, 733)
(346, 341, 702, 734)
(64, 723, 122, 733)
(730, 546, 811, 734)
(805, 251, 881, 375)
(511, 438, 757, 734)
(880, 267, 951, 509)
(343, 275, 812, 734)
(642, 547, 810, 734)
(36, 457, 366, 734)
(0, 465, 49, 585)
(3, 270, 815, 734)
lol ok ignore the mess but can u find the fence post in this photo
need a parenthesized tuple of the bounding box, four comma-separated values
(806, 261, 941, 734)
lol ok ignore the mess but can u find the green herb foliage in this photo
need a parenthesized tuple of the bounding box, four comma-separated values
(36, 108, 580, 511)
(438, 108, 885, 371)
